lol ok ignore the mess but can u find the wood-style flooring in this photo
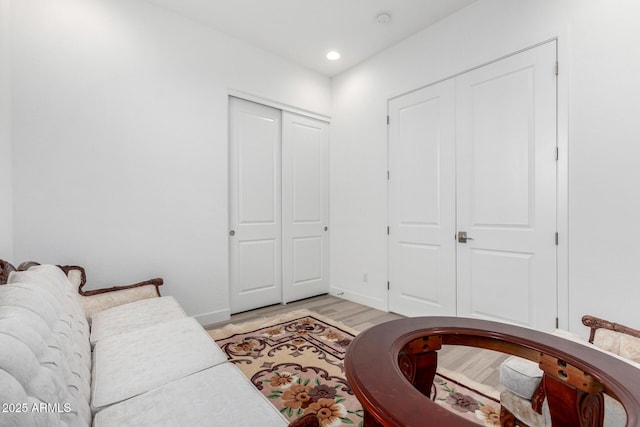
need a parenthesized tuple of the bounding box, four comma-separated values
(206, 294, 507, 391)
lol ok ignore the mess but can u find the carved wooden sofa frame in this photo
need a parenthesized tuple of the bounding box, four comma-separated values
(1, 259, 163, 295)
(582, 315, 640, 345)
(1, 259, 164, 319)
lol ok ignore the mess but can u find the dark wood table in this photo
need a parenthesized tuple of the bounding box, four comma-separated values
(345, 317, 640, 427)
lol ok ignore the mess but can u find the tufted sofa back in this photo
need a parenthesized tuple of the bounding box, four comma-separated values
(592, 328, 640, 364)
(0, 265, 91, 426)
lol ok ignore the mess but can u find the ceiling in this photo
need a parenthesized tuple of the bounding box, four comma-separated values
(144, 0, 478, 76)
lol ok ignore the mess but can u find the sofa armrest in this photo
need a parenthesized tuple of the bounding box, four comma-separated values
(582, 314, 640, 364)
(56, 264, 163, 297)
(56, 264, 164, 318)
(2, 260, 165, 319)
(80, 285, 161, 319)
(0, 259, 16, 284)
(80, 277, 164, 297)
(582, 315, 640, 343)
(287, 414, 320, 427)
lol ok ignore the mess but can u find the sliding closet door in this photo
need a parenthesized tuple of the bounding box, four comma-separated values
(282, 112, 330, 303)
(388, 79, 457, 317)
(456, 41, 557, 330)
(229, 97, 282, 314)
(230, 98, 330, 313)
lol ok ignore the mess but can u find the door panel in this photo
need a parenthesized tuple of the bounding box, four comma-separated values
(396, 243, 441, 304)
(292, 237, 322, 284)
(238, 116, 278, 223)
(456, 41, 557, 330)
(469, 67, 533, 227)
(229, 97, 282, 313)
(237, 239, 278, 294)
(469, 249, 533, 324)
(282, 112, 329, 303)
(388, 79, 457, 317)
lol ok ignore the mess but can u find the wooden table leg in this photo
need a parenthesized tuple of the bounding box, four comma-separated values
(363, 408, 384, 427)
(544, 375, 604, 427)
(397, 335, 442, 398)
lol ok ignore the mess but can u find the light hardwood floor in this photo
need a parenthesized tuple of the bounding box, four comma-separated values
(206, 294, 507, 391)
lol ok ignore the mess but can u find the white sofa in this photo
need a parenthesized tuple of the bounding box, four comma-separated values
(0, 262, 317, 427)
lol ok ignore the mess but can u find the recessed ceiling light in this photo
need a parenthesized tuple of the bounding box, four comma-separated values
(326, 51, 341, 61)
(376, 13, 391, 24)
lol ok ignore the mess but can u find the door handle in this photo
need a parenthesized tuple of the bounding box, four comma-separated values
(457, 231, 473, 243)
(229, 230, 236, 236)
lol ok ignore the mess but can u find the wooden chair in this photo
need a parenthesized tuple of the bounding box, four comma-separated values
(582, 315, 640, 353)
(498, 316, 640, 427)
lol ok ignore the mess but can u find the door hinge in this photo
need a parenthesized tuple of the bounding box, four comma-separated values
(387, 281, 390, 290)
(555, 232, 559, 245)
(387, 226, 390, 235)
(555, 61, 559, 76)
(555, 147, 559, 161)
(555, 317, 559, 328)
(387, 115, 390, 125)
(387, 170, 390, 181)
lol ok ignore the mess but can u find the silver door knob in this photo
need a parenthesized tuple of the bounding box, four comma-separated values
(457, 231, 473, 243)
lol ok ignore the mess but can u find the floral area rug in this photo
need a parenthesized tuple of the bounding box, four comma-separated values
(208, 310, 501, 427)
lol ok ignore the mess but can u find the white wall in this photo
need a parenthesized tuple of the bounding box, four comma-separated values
(0, 0, 12, 260)
(11, 0, 330, 323)
(330, 0, 640, 334)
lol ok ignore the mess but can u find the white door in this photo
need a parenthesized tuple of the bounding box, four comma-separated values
(388, 79, 457, 317)
(282, 112, 330, 303)
(229, 97, 282, 313)
(456, 41, 557, 330)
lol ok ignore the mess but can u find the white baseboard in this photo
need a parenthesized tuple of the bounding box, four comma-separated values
(330, 286, 388, 312)
(195, 308, 230, 327)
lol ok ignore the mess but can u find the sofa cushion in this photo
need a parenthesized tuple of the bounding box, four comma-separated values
(618, 334, 640, 363)
(9, 265, 88, 324)
(91, 317, 228, 412)
(499, 356, 542, 399)
(80, 285, 160, 321)
(499, 389, 547, 427)
(90, 296, 186, 345)
(593, 329, 621, 354)
(93, 363, 288, 427)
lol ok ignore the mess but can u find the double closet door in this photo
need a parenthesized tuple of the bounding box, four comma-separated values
(229, 97, 329, 314)
(388, 41, 558, 331)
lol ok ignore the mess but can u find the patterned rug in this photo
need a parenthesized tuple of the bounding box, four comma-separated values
(208, 310, 501, 427)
